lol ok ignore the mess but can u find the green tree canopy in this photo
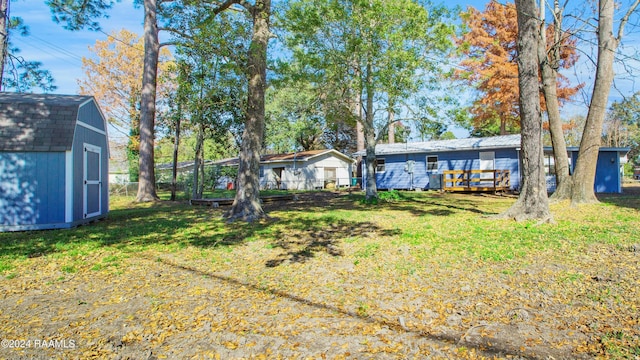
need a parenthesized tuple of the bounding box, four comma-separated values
(605, 92, 640, 166)
(279, 0, 456, 200)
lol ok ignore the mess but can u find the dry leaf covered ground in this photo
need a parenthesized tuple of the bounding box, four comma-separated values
(1, 186, 639, 359)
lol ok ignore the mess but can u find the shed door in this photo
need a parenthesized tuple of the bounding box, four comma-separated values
(84, 144, 102, 219)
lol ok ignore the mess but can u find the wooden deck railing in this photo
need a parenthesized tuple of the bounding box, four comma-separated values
(443, 169, 511, 192)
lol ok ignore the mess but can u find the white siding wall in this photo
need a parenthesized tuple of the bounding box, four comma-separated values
(259, 153, 353, 190)
(260, 164, 278, 189)
(310, 155, 353, 187)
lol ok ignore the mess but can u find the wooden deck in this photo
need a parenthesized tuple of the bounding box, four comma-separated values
(190, 194, 295, 207)
(443, 169, 511, 192)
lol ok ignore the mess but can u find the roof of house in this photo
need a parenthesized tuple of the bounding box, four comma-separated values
(156, 160, 218, 171)
(355, 134, 631, 157)
(262, 149, 331, 162)
(263, 149, 355, 163)
(565, 146, 630, 152)
(354, 134, 522, 156)
(212, 149, 355, 166)
(157, 149, 354, 171)
(0, 92, 94, 152)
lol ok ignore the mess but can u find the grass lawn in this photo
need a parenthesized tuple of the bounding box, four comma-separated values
(0, 188, 639, 359)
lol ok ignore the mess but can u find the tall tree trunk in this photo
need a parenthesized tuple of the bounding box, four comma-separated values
(127, 99, 141, 182)
(193, 72, 206, 200)
(0, 0, 8, 89)
(388, 105, 395, 144)
(356, 120, 365, 151)
(364, 59, 378, 201)
(193, 123, 204, 200)
(136, 0, 160, 202)
(170, 111, 181, 201)
(198, 124, 205, 197)
(355, 88, 365, 152)
(352, 66, 365, 183)
(225, 0, 270, 222)
(500, 119, 507, 136)
(539, 0, 572, 200)
(570, 0, 619, 205)
(497, 0, 552, 222)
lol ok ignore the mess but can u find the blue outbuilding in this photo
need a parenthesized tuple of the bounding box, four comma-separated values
(356, 134, 629, 194)
(0, 93, 109, 231)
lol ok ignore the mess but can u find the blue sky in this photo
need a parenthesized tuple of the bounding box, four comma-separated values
(9, 0, 639, 130)
(11, 0, 144, 95)
(10, 0, 493, 96)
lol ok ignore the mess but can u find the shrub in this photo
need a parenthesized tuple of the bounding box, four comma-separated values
(378, 189, 402, 202)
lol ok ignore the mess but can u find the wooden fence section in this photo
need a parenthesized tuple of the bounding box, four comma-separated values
(443, 169, 511, 192)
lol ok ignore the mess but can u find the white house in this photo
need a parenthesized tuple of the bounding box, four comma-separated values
(215, 149, 356, 190)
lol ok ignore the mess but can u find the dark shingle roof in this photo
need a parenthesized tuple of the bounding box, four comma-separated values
(0, 92, 94, 152)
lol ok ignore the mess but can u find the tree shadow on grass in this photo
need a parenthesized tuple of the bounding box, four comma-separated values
(420, 197, 498, 216)
(0, 190, 498, 264)
(271, 191, 500, 218)
(0, 203, 223, 260)
(325, 191, 499, 217)
(597, 184, 640, 211)
(0, 200, 401, 269)
(263, 217, 401, 267)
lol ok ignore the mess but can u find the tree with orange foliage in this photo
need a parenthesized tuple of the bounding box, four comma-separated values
(455, 1, 581, 136)
(79, 29, 173, 182)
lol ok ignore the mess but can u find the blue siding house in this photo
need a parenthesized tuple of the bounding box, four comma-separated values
(0, 93, 109, 231)
(357, 135, 628, 194)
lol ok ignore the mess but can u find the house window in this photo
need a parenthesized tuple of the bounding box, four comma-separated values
(259, 166, 264, 177)
(426, 155, 438, 172)
(375, 158, 385, 172)
(544, 155, 555, 176)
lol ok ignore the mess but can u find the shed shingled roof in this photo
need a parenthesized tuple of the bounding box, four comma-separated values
(0, 92, 94, 152)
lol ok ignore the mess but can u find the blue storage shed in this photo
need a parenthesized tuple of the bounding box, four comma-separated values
(357, 134, 628, 194)
(0, 93, 109, 231)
